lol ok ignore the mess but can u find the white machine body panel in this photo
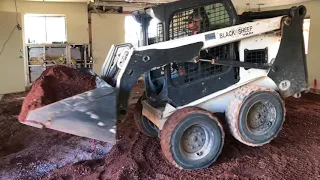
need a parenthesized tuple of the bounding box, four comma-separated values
(136, 16, 283, 51)
(184, 33, 282, 110)
(118, 16, 286, 130)
(117, 16, 284, 90)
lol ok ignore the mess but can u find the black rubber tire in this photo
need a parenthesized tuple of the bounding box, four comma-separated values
(161, 107, 224, 170)
(226, 86, 285, 146)
(133, 96, 159, 137)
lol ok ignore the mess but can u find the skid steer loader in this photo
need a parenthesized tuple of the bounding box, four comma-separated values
(24, 0, 308, 170)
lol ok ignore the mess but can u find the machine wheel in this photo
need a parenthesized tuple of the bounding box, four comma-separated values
(134, 96, 159, 137)
(226, 86, 285, 146)
(161, 107, 224, 170)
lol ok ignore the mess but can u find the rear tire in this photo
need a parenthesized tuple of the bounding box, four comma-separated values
(226, 86, 285, 146)
(134, 96, 159, 137)
(161, 107, 224, 170)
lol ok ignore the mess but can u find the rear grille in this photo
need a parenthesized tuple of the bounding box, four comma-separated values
(244, 49, 268, 64)
(169, 3, 232, 85)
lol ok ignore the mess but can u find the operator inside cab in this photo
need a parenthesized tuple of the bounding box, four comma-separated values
(187, 10, 202, 35)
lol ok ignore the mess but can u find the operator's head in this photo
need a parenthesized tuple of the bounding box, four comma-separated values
(187, 10, 202, 34)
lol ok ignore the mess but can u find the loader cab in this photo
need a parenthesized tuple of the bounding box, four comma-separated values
(132, 0, 240, 107)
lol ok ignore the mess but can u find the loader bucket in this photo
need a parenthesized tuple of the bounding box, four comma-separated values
(23, 86, 118, 144)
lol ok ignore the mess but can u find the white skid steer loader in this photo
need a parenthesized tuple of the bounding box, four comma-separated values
(23, 0, 308, 170)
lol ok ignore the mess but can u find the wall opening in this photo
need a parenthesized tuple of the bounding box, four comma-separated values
(303, 18, 310, 54)
(124, 16, 140, 47)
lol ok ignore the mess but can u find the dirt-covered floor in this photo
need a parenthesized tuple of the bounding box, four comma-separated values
(0, 81, 143, 180)
(1, 85, 320, 179)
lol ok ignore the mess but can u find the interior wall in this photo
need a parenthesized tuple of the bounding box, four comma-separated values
(261, 1, 319, 88)
(0, 0, 89, 94)
(0, 0, 89, 44)
(0, 11, 25, 94)
(234, 6, 246, 15)
(91, 14, 127, 74)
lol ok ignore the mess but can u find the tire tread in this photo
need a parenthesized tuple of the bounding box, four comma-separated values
(226, 85, 284, 146)
(160, 107, 224, 169)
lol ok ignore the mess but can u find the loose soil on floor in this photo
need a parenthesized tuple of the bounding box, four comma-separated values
(0, 66, 143, 180)
(42, 93, 320, 180)
(0, 65, 320, 179)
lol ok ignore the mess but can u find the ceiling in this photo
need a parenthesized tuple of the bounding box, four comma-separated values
(21, 0, 312, 9)
(232, 0, 312, 9)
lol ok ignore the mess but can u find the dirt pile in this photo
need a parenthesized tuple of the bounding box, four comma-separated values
(18, 65, 96, 122)
(0, 92, 113, 180)
(0, 81, 144, 180)
(44, 93, 320, 180)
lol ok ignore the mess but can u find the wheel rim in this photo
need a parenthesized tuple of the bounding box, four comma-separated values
(246, 100, 277, 135)
(180, 125, 214, 160)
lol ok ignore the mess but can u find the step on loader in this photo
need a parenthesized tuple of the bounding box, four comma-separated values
(23, 0, 309, 170)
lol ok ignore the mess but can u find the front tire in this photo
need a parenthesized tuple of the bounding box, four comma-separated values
(134, 96, 159, 137)
(161, 107, 224, 170)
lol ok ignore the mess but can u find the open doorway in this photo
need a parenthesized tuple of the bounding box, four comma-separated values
(303, 18, 310, 54)
(125, 16, 141, 47)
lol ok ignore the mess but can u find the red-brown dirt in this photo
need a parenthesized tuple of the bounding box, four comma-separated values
(1, 65, 320, 179)
(0, 74, 143, 179)
(41, 93, 320, 180)
(18, 65, 96, 122)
